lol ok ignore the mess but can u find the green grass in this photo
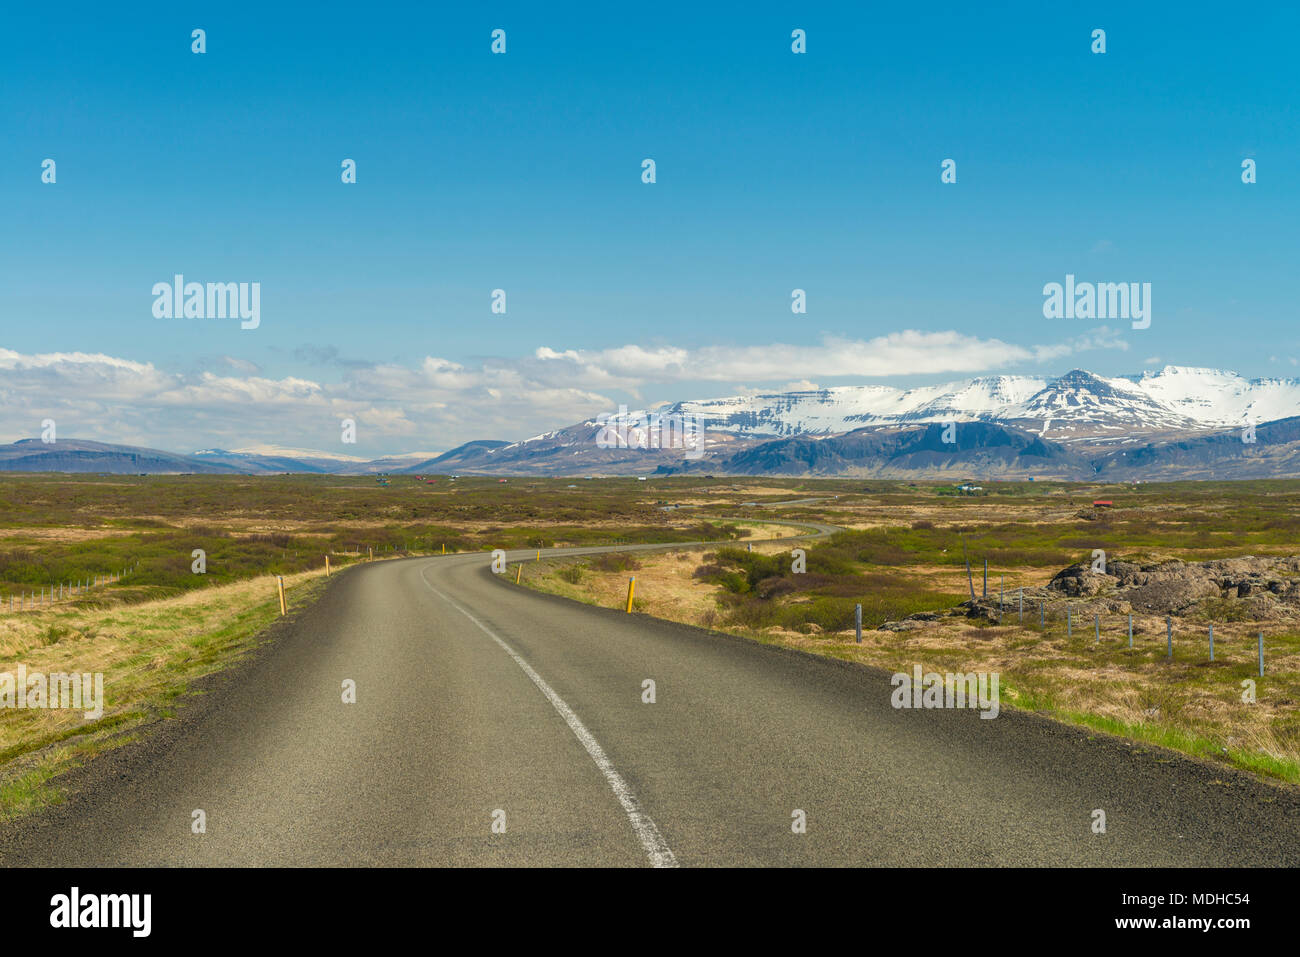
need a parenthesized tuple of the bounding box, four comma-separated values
(0, 473, 759, 607)
(693, 545, 962, 632)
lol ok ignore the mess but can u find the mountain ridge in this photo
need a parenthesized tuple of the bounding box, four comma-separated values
(5, 366, 1300, 478)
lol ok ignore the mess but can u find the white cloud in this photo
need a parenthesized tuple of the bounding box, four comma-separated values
(0, 346, 608, 454)
(530, 328, 1127, 384)
(221, 356, 261, 374)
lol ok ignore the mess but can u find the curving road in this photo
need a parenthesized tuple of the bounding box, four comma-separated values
(3, 535, 1299, 867)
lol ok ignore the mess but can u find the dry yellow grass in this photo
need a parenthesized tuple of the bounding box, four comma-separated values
(0, 528, 140, 543)
(0, 565, 336, 815)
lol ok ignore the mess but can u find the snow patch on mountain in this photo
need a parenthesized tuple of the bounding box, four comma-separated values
(664, 367, 1300, 438)
(1126, 366, 1300, 426)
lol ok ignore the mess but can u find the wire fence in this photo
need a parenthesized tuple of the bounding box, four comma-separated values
(3, 563, 139, 613)
(966, 567, 1270, 677)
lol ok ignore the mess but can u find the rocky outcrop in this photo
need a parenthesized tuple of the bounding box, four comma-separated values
(877, 554, 1300, 631)
(1048, 556, 1300, 617)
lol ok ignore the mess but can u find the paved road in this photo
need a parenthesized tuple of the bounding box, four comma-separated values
(4, 537, 1299, 866)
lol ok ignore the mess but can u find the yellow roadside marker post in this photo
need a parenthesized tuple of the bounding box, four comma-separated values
(514, 565, 521, 584)
(442, 543, 446, 555)
(368, 546, 373, 560)
(625, 576, 636, 613)
(325, 555, 331, 576)
(536, 549, 540, 562)
(277, 576, 287, 616)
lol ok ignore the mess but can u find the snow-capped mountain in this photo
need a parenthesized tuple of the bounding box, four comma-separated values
(663, 367, 1300, 441)
(382, 365, 1300, 479)
(224, 444, 373, 462)
(899, 375, 1049, 424)
(10, 366, 1300, 479)
(1124, 366, 1300, 427)
(1000, 369, 1201, 440)
(660, 376, 1051, 438)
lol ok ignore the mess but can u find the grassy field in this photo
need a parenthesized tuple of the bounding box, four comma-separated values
(0, 472, 758, 606)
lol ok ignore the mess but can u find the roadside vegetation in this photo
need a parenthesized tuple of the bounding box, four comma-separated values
(518, 477, 1300, 787)
(0, 570, 331, 818)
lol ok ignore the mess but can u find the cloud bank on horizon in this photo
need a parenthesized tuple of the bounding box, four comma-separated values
(0, 327, 1132, 454)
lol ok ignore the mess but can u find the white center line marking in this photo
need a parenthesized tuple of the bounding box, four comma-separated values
(420, 567, 679, 868)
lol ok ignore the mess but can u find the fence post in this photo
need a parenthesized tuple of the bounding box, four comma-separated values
(1258, 632, 1264, 677)
(1040, 602, 1044, 628)
(1208, 624, 1214, 662)
(1067, 608, 1072, 638)
(625, 576, 636, 613)
(1128, 614, 1133, 649)
(1167, 616, 1172, 658)
(1095, 614, 1100, 643)
(855, 603, 862, 644)
(963, 540, 974, 599)
(983, 559, 987, 597)
(1018, 587, 1023, 621)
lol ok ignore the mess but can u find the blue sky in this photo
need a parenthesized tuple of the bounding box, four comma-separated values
(2, 2, 1297, 453)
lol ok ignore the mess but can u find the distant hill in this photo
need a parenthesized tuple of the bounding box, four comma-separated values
(398, 440, 512, 473)
(191, 449, 336, 474)
(680, 422, 1086, 478)
(0, 439, 242, 474)
(1093, 415, 1300, 480)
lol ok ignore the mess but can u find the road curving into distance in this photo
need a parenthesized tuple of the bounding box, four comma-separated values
(3, 523, 1299, 866)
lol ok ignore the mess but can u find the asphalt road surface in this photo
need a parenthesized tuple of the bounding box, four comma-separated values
(4, 537, 1300, 866)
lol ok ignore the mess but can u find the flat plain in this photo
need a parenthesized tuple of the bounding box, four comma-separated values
(2, 472, 1299, 824)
